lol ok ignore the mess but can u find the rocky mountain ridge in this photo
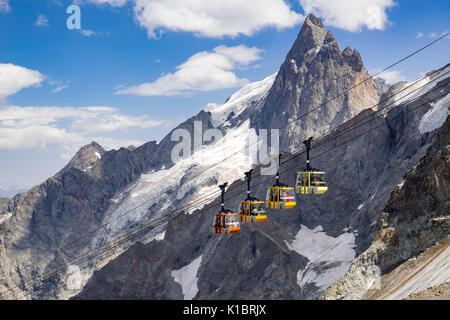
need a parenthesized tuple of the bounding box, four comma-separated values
(323, 112, 449, 299)
(0, 14, 448, 300)
(74, 60, 449, 300)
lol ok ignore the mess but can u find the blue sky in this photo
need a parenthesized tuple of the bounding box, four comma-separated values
(0, 0, 449, 187)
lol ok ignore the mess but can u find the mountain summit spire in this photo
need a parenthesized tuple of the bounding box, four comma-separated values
(253, 14, 378, 151)
(286, 13, 328, 59)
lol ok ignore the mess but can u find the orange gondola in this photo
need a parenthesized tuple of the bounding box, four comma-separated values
(210, 182, 241, 234)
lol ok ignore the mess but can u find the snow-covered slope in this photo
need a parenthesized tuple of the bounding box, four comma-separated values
(379, 64, 450, 118)
(419, 93, 450, 134)
(285, 225, 356, 290)
(3, 14, 449, 301)
(74, 17, 449, 301)
(171, 255, 203, 300)
(98, 72, 277, 244)
(207, 73, 277, 127)
(99, 76, 276, 243)
(323, 112, 450, 300)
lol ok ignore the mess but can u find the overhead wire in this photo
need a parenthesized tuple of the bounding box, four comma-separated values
(1, 34, 449, 299)
(1, 82, 447, 300)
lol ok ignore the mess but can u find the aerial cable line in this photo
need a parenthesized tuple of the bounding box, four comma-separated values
(3, 66, 448, 299)
(36, 35, 450, 256)
(2, 35, 449, 298)
(1, 85, 447, 300)
(59, 62, 450, 256)
(3, 67, 448, 299)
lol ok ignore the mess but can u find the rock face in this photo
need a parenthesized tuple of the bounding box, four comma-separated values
(74, 87, 448, 300)
(74, 61, 449, 301)
(0, 140, 160, 299)
(0, 110, 217, 299)
(1, 14, 449, 301)
(374, 77, 391, 99)
(252, 14, 378, 151)
(58, 141, 105, 174)
(404, 281, 450, 300)
(322, 112, 450, 300)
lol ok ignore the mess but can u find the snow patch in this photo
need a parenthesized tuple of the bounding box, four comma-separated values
(0, 212, 12, 225)
(395, 66, 450, 106)
(207, 73, 276, 127)
(95, 152, 102, 159)
(171, 255, 203, 300)
(285, 225, 356, 290)
(418, 93, 449, 134)
(155, 231, 165, 241)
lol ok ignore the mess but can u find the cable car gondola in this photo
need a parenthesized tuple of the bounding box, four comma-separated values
(240, 169, 267, 223)
(295, 137, 328, 195)
(210, 182, 241, 234)
(265, 153, 296, 210)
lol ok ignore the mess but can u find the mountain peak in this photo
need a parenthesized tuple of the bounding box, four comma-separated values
(254, 14, 378, 151)
(60, 141, 106, 174)
(305, 13, 324, 28)
(287, 14, 328, 60)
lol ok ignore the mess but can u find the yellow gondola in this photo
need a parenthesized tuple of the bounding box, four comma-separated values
(210, 183, 241, 234)
(240, 169, 267, 223)
(295, 137, 328, 195)
(265, 153, 296, 209)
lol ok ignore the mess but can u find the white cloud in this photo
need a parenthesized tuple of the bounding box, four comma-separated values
(372, 69, 408, 85)
(0, 0, 10, 12)
(203, 102, 219, 112)
(133, 0, 303, 38)
(88, 0, 128, 6)
(416, 32, 423, 38)
(48, 79, 70, 93)
(52, 84, 69, 93)
(428, 32, 437, 38)
(80, 29, 99, 36)
(0, 125, 74, 150)
(116, 45, 263, 96)
(79, 29, 111, 37)
(0, 63, 46, 102)
(70, 111, 164, 133)
(299, 0, 396, 32)
(35, 14, 49, 27)
(0, 106, 165, 151)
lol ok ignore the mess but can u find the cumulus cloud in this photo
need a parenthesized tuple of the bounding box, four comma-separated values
(133, 0, 303, 38)
(416, 32, 423, 38)
(299, 0, 396, 32)
(35, 14, 49, 27)
(0, 0, 10, 12)
(0, 63, 46, 102)
(0, 106, 165, 151)
(116, 45, 263, 96)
